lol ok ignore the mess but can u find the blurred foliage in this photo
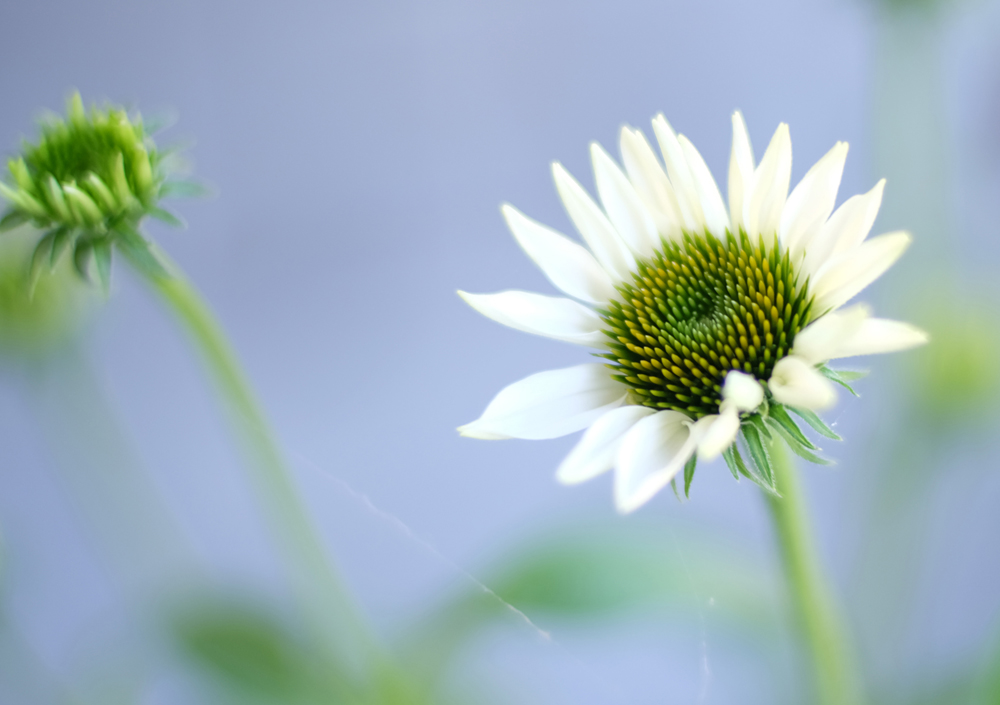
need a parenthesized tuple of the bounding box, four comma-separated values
(906, 281, 1000, 427)
(0, 226, 91, 357)
(487, 529, 777, 626)
(396, 523, 785, 702)
(173, 599, 322, 702)
(874, 0, 960, 15)
(171, 594, 441, 705)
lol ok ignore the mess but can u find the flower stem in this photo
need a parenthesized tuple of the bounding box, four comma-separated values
(131, 247, 377, 673)
(764, 439, 862, 705)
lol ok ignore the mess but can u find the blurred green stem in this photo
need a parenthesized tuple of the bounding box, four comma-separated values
(131, 248, 377, 674)
(28, 345, 193, 594)
(765, 440, 861, 705)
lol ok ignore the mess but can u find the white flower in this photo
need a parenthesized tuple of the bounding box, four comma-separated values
(459, 113, 928, 512)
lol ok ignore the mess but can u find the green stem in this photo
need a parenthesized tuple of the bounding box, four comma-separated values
(765, 439, 862, 705)
(131, 248, 377, 674)
(27, 344, 194, 595)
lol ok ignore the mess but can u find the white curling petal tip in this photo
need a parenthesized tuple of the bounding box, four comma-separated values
(768, 356, 837, 410)
(721, 370, 764, 412)
(696, 410, 741, 461)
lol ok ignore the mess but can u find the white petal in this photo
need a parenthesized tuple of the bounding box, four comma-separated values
(792, 304, 871, 365)
(779, 142, 848, 260)
(459, 364, 627, 440)
(502, 204, 617, 304)
(696, 409, 741, 461)
(458, 290, 607, 347)
(833, 318, 929, 359)
(556, 405, 656, 485)
(831, 179, 886, 256)
(651, 114, 704, 232)
(768, 356, 837, 410)
(802, 180, 885, 279)
(620, 127, 683, 241)
(552, 162, 636, 282)
(811, 231, 911, 314)
(743, 123, 791, 240)
(721, 369, 764, 411)
(678, 134, 730, 238)
(728, 111, 755, 234)
(591, 142, 660, 259)
(614, 409, 694, 513)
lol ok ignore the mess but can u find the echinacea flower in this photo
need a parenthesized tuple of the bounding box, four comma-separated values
(459, 113, 928, 512)
(0, 92, 201, 293)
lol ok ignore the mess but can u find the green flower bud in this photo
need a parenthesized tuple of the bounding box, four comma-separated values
(62, 184, 104, 228)
(0, 92, 201, 292)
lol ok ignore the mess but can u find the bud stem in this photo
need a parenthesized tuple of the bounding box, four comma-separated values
(765, 439, 863, 705)
(132, 246, 379, 677)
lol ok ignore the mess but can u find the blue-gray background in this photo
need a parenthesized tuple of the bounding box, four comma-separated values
(1, 1, 999, 703)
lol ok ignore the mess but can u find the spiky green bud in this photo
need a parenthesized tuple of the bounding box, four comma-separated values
(0, 92, 200, 292)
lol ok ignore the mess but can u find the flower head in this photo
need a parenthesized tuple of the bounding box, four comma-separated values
(459, 112, 928, 512)
(0, 92, 200, 292)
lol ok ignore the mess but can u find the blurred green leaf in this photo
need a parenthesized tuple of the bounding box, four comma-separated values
(410, 525, 780, 645)
(908, 284, 1000, 425)
(0, 210, 29, 232)
(397, 525, 786, 703)
(173, 602, 320, 702)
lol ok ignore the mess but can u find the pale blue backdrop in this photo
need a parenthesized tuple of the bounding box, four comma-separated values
(1, 1, 999, 703)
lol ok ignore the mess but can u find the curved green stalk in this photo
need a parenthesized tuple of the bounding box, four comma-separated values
(129, 247, 377, 674)
(765, 440, 862, 705)
(27, 344, 194, 594)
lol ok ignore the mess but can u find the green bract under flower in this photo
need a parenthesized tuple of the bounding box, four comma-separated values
(0, 93, 198, 291)
(601, 230, 811, 418)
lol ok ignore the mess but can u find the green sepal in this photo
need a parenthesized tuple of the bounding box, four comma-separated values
(159, 179, 210, 199)
(768, 404, 818, 450)
(683, 454, 697, 498)
(788, 406, 842, 441)
(115, 226, 171, 280)
(670, 477, 682, 502)
(148, 206, 186, 228)
(0, 209, 29, 232)
(722, 444, 742, 480)
(832, 368, 868, 382)
(28, 230, 57, 297)
(765, 416, 833, 466)
(819, 365, 859, 396)
(93, 239, 112, 294)
(724, 440, 779, 497)
(741, 422, 777, 493)
(49, 226, 74, 269)
(74, 240, 93, 280)
(745, 412, 773, 443)
(140, 112, 175, 135)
